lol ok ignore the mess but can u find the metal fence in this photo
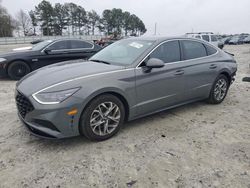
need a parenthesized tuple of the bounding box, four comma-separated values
(0, 35, 103, 45)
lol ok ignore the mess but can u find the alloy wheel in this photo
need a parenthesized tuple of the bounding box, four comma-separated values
(214, 78, 228, 101)
(90, 102, 121, 136)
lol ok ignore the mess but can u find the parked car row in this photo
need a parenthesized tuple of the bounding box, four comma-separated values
(0, 39, 102, 80)
(220, 34, 250, 45)
(185, 32, 224, 49)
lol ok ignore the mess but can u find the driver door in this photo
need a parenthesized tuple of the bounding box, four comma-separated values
(135, 40, 186, 116)
(33, 40, 71, 69)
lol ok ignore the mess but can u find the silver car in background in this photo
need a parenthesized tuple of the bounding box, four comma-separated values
(15, 37, 237, 141)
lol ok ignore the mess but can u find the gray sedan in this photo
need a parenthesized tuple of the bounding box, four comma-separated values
(15, 37, 237, 141)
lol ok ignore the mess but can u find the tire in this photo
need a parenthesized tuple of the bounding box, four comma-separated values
(207, 74, 229, 104)
(7, 61, 30, 80)
(79, 94, 125, 141)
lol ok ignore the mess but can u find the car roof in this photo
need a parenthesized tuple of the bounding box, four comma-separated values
(123, 36, 206, 43)
(46, 38, 93, 43)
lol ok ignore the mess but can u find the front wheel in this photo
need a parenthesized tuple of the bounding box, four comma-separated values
(7, 61, 30, 80)
(79, 94, 125, 141)
(207, 74, 229, 104)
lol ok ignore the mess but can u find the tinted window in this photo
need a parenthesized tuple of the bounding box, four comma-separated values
(211, 35, 218, 42)
(205, 44, 217, 55)
(202, 35, 210, 42)
(47, 41, 69, 50)
(70, 40, 93, 49)
(182, 40, 207, 60)
(150, 41, 181, 63)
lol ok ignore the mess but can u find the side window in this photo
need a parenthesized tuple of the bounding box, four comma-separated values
(47, 41, 69, 51)
(211, 35, 218, 42)
(205, 44, 217, 55)
(150, 41, 181, 63)
(202, 35, 210, 42)
(195, 35, 201, 39)
(181, 40, 207, 60)
(70, 40, 93, 49)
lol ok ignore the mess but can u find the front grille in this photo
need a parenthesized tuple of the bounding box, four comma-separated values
(16, 91, 34, 118)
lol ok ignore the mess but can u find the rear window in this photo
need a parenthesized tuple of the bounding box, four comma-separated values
(70, 40, 93, 49)
(211, 35, 218, 42)
(47, 41, 69, 50)
(181, 40, 207, 60)
(205, 44, 217, 55)
(202, 35, 210, 42)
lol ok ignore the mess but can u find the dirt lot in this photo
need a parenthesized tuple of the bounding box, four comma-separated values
(0, 44, 250, 188)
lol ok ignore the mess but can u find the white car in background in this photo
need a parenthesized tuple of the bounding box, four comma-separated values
(185, 32, 224, 49)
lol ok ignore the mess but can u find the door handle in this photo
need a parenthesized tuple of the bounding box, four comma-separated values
(210, 64, 217, 69)
(174, 70, 184, 75)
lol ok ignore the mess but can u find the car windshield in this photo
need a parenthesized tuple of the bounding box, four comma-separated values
(89, 39, 154, 66)
(32, 40, 53, 51)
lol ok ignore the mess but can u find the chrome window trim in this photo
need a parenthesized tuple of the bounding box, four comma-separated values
(41, 39, 94, 53)
(136, 38, 219, 69)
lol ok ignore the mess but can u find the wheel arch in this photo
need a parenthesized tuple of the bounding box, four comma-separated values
(219, 69, 232, 84)
(80, 89, 130, 122)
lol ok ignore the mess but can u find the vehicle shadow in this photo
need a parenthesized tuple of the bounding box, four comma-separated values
(0, 77, 13, 81)
(31, 101, 205, 150)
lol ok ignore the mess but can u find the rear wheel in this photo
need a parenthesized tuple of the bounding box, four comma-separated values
(80, 94, 125, 141)
(7, 61, 30, 80)
(207, 74, 229, 104)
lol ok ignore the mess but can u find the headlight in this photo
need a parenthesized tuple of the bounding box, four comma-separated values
(33, 88, 80, 104)
(0, 58, 7, 63)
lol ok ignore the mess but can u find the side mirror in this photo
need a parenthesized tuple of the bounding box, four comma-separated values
(145, 58, 165, 69)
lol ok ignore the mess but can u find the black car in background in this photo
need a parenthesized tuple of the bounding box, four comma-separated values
(0, 39, 102, 80)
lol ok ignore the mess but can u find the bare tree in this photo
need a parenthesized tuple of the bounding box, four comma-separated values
(0, 1, 16, 37)
(16, 9, 31, 36)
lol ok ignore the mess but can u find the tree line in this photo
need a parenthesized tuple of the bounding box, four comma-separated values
(0, 0, 16, 37)
(0, 0, 147, 37)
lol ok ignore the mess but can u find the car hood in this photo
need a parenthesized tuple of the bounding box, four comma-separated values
(17, 60, 124, 96)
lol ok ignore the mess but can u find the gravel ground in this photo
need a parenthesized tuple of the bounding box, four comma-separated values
(0, 44, 250, 188)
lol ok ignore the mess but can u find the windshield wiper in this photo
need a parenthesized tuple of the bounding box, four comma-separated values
(90, 59, 110, 65)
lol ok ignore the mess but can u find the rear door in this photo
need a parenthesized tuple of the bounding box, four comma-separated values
(67, 40, 96, 60)
(180, 40, 218, 100)
(135, 40, 186, 116)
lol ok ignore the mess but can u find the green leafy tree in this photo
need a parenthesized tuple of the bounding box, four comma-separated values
(53, 3, 69, 35)
(87, 10, 100, 35)
(101, 9, 147, 36)
(29, 2, 147, 36)
(122, 11, 131, 36)
(35, 0, 54, 36)
(111, 8, 123, 35)
(101, 9, 113, 35)
(65, 3, 86, 35)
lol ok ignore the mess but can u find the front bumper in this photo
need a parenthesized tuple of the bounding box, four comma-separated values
(0, 65, 7, 78)
(15, 90, 83, 139)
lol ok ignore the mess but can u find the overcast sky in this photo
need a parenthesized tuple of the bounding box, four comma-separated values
(2, 0, 250, 36)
